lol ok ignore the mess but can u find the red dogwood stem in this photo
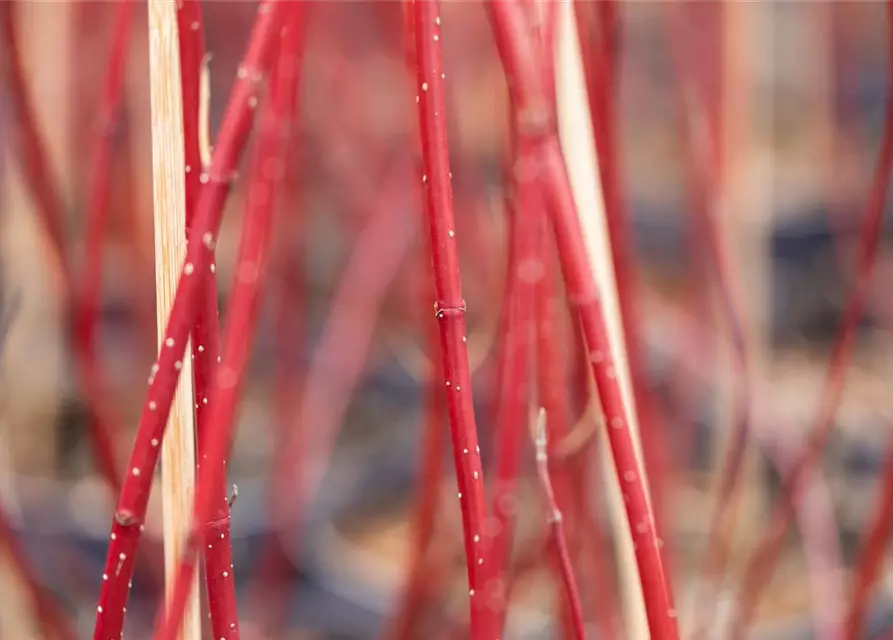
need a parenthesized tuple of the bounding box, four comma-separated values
(175, 2, 241, 636)
(411, 2, 494, 637)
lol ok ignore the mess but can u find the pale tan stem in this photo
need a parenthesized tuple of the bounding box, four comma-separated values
(147, 2, 200, 640)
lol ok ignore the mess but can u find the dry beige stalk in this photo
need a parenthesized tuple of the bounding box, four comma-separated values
(146, 2, 201, 639)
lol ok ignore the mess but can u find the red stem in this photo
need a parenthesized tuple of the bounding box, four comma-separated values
(411, 3, 493, 637)
(92, 4, 286, 638)
(486, 4, 679, 638)
(175, 2, 242, 636)
(731, 2, 893, 634)
(533, 409, 586, 640)
(241, 45, 307, 640)
(153, 9, 303, 638)
(574, 0, 673, 535)
(537, 238, 621, 640)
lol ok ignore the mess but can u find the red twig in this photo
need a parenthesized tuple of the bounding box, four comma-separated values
(411, 3, 493, 636)
(92, 4, 286, 638)
(175, 2, 242, 636)
(574, 0, 672, 531)
(486, 3, 679, 638)
(533, 408, 586, 640)
(152, 8, 303, 638)
(731, 2, 893, 634)
(536, 241, 620, 640)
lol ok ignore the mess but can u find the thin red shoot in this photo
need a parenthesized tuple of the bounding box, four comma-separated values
(532, 407, 586, 640)
(411, 3, 493, 636)
(176, 2, 241, 636)
(486, 3, 679, 637)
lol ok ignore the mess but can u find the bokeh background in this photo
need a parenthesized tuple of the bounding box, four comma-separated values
(3, 1, 893, 638)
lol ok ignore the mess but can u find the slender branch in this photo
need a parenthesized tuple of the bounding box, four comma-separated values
(411, 3, 493, 637)
(533, 408, 586, 640)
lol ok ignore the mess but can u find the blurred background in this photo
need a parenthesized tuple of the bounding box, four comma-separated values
(3, 1, 893, 638)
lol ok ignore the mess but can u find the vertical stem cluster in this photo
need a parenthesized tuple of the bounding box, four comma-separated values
(410, 2, 492, 636)
(92, 4, 286, 639)
(574, 1, 671, 526)
(486, 3, 678, 638)
(152, 8, 304, 638)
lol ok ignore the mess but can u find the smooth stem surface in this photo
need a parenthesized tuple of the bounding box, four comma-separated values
(92, 5, 285, 639)
(411, 3, 492, 636)
(730, 3, 893, 634)
(541, 137, 678, 637)
(175, 2, 240, 637)
(574, 0, 670, 529)
(153, 10, 302, 638)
